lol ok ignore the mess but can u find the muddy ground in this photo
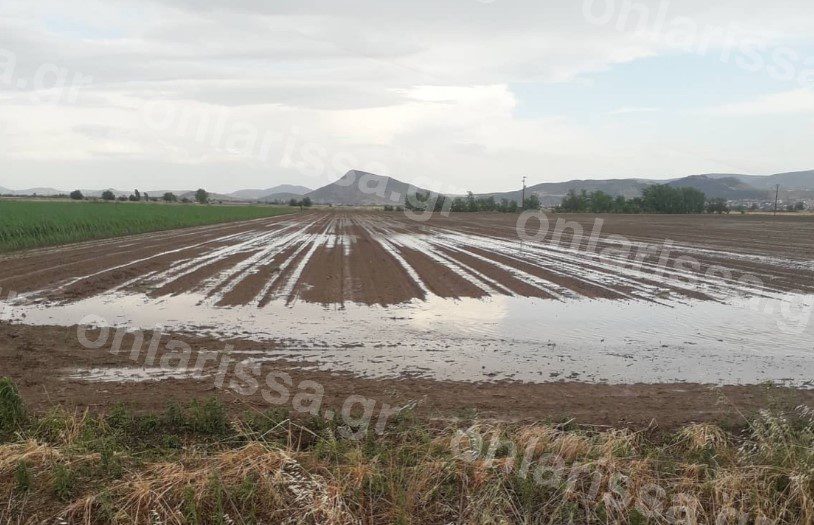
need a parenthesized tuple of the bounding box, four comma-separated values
(2, 322, 812, 428)
(1, 211, 813, 427)
(1, 211, 813, 306)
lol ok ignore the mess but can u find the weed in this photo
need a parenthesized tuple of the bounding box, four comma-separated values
(0, 377, 25, 438)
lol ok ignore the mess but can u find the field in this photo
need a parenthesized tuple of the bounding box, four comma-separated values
(1, 209, 813, 523)
(0, 200, 294, 253)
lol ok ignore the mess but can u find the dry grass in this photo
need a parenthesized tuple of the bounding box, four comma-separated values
(0, 380, 812, 524)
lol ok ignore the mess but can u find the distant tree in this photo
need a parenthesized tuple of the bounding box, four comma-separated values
(706, 197, 730, 214)
(195, 188, 209, 204)
(301, 196, 312, 207)
(288, 198, 300, 207)
(143, 192, 150, 201)
(588, 191, 613, 213)
(101, 190, 115, 201)
(69, 190, 84, 200)
(523, 194, 542, 211)
(162, 192, 178, 203)
(134, 189, 140, 200)
(794, 201, 806, 211)
(117, 195, 127, 202)
(181, 197, 191, 203)
(558, 189, 588, 212)
(451, 197, 468, 213)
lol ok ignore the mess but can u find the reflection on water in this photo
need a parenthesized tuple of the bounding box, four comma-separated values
(5, 292, 814, 387)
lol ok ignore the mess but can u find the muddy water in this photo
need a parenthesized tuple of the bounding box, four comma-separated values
(5, 291, 813, 386)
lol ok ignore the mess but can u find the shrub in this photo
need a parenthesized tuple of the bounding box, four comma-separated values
(0, 377, 25, 438)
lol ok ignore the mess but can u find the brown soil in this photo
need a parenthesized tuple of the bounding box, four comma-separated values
(2, 211, 813, 427)
(2, 211, 812, 308)
(2, 321, 811, 428)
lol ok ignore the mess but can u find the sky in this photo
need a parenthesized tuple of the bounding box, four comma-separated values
(1, 0, 814, 194)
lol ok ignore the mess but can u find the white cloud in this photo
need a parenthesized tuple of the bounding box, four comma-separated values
(706, 89, 814, 115)
(1, 0, 814, 191)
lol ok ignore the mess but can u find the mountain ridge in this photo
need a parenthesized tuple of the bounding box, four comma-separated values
(3, 169, 813, 205)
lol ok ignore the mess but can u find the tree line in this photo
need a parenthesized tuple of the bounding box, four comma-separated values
(401, 191, 543, 213)
(69, 189, 210, 204)
(557, 186, 713, 214)
(398, 186, 723, 214)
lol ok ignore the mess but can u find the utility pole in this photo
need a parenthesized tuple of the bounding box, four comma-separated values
(774, 184, 780, 216)
(521, 176, 527, 210)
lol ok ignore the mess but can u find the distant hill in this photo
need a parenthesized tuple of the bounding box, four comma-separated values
(233, 185, 311, 201)
(706, 170, 814, 190)
(260, 192, 305, 203)
(666, 175, 767, 200)
(2, 168, 812, 205)
(306, 170, 433, 205)
(0, 187, 64, 196)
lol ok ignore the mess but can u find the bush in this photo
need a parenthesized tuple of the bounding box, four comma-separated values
(0, 377, 25, 438)
(101, 190, 115, 201)
(69, 190, 84, 200)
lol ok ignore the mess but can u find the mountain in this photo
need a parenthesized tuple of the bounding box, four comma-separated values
(177, 190, 238, 202)
(260, 192, 306, 203)
(232, 185, 311, 201)
(706, 170, 814, 190)
(666, 175, 767, 200)
(306, 170, 433, 205)
(0, 187, 64, 196)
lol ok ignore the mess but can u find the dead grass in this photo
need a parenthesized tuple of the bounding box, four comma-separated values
(0, 379, 812, 524)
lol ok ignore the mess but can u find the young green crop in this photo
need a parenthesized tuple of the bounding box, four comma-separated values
(0, 200, 295, 253)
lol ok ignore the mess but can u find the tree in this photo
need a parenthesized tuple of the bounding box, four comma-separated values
(163, 192, 178, 203)
(558, 189, 588, 212)
(69, 190, 84, 200)
(117, 195, 127, 202)
(288, 198, 300, 207)
(143, 192, 150, 202)
(588, 191, 613, 213)
(101, 190, 115, 201)
(794, 201, 806, 211)
(301, 196, 312, 207)
(642, 185, 706, 214)
(523, 194, 541, 210)
(706, 198, 730, 214)
(195, 188, 209, 204)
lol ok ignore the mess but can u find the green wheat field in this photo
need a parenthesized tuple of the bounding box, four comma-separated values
(0, 200, 293, 253)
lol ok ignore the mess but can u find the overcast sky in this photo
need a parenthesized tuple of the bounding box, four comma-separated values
(2, 0, 814, 193)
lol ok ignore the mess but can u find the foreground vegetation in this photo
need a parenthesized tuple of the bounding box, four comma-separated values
(0, 379, 811, 524)
(0, 200, 293, 253)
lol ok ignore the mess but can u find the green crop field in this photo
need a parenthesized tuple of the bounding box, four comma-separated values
(0, 200, 294, 253)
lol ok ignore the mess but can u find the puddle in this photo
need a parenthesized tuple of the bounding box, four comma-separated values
(6, 290, 814, 386)
(65, 367, 206, 383)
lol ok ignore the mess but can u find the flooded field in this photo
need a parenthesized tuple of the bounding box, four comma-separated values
(2, 211, 813, 387)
